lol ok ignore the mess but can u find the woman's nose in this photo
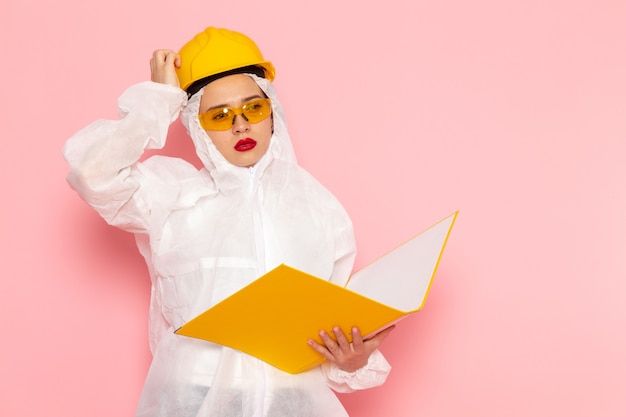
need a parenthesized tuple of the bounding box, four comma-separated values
(232, 114, 251, 133)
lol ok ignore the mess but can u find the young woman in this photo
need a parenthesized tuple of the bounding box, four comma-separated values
(64, 26, 393, 417)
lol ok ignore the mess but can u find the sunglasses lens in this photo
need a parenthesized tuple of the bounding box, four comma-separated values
(199, 108, 234, 131)
(199, 99, 272, 131)
(242, 99, 271, 123)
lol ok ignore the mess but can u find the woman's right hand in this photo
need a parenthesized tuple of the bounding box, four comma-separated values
(150, 49, 181, 87)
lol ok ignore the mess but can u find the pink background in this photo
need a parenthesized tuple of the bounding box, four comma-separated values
(2, 1, 625, 416)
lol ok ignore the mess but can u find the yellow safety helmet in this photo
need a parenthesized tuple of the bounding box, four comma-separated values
(176, 27, 275, 96)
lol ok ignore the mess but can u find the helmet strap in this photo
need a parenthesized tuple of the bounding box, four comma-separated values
(186, 65, 267, 99)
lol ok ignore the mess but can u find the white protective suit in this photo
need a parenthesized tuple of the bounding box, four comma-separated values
(63, 75, 391, 417)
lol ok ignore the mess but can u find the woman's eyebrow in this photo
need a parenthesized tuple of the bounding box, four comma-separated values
(243, 94, 263, 102)
(205, 95, 264, 111)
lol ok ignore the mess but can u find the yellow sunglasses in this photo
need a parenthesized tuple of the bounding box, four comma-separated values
(198, 98, 272, 131)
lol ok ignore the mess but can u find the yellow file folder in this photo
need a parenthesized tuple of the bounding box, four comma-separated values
(175, 211, 457, 374)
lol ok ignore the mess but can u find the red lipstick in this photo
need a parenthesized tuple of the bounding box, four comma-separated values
(234, 138, 257, 152)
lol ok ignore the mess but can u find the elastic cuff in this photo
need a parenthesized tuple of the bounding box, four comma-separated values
(322, 350, 391, 391)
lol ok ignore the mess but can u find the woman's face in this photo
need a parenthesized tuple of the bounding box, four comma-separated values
(199, 74, 273, 168)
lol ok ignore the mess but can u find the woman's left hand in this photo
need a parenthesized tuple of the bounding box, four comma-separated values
(308, 325, 395, 373)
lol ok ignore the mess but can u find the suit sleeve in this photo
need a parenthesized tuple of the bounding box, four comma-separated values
(63, 82, 187, 233)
